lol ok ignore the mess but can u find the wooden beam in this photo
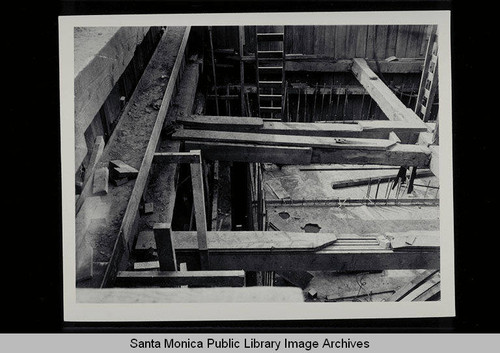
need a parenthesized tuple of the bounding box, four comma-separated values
(153, 151, 201, 164)
(77, 287, 304, 303)
(173, 129, 397, 150)
(179, 115, 427, 143)
(92, 167, 109, 196)
(208, 27, 219, 115)
(400, 272, 440, 301)
(184, 140, 430, 167)
(331, 169, 434, 189)
(387, 269, 439, 301)
(177, 248, 439, 272)
(118, 27, 191, 253)
(100, 27, 192, 288)
(311, 143, 431, 167)
(185, 141, 313, 165)
(357, 120, 427, 144)
(173, 231, 337, 251)
(135, 230, 337, 252)
(153, 223, 177, 271)
(285, 59, 423, 73)
(213, 83, 418, 96)
(352, 58, 427, 128)
(239, 55, 424, 73)
(388, 269, 439, 302)
(388, 230, 440, 249)
(189, 150, 209, 269)
(211, 160, 220, 231)
(413, 282, 441, 301)
(239, 26, 246, 116)
(263, 197, 438, 206)
(115, 270, 245, 287)
(178, 115, 264, 130)
(134, 232, 437, 272)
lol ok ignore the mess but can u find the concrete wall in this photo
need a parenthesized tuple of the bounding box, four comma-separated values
(74, 26, 151, 173)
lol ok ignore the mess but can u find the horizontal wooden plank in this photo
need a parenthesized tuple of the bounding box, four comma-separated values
(213, 83, 419, 96)
(153, 151, 201, 164)
(181, 116, 426, 143)
(77, 287, 305, 303)
(174, 231, 337, 251)
(331, 169, 433, 189)
(259, 106, 282, 112)
(240, 55, 424, 73)
(178, 115, 264, 129)
(262, 121, 423, 143)
(257, 33, 284, 41)
(185, 141, 313, 165)
(264, 198, 439, 206)
(135, 230, 337, 252)
(132, 232, 438, 272)
(173, 129, 397, 150)
(176, 249, 439, 272)
(311, 143, 431, 167)
(184, 140, 430, 167)
(388, 230, 440, 249)
(286, 59, 423, 73)
(115, 270, 246, 287)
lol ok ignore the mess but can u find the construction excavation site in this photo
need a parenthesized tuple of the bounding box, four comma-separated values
(73, 23, 443, 306)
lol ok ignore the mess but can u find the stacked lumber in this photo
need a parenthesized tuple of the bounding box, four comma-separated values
(387, 270, 441, 301)
(173, 115, 432, 167)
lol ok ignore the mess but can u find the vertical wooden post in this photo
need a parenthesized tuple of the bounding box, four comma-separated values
(312, 83, 318, 122)
(211, 160, 220, 231)
(296, 89, 301, 122)
(208, 26, 219, 116)
(239, 26, 246, 116)
(153, 223, 177, 271)
(189, 150, 209, 269)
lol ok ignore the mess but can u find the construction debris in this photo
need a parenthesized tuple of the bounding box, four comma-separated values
(92, 167, 109, 196)
(109, 160, 139, 181)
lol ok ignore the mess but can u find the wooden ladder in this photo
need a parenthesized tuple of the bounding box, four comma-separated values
(415, 28, 438, 122)
(255, 27, 286, 120)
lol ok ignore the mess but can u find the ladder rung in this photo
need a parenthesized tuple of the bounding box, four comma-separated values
(260, 106, 282, 112)
(259, 66, 283, 70)
(258, 58, 284, 63)
(260, 94, 282, 100)
(257, 50, 283, 58)
(257, 33, 284, 42)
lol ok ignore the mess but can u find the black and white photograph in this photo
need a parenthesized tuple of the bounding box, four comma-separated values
(59, 11, 454, 322)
